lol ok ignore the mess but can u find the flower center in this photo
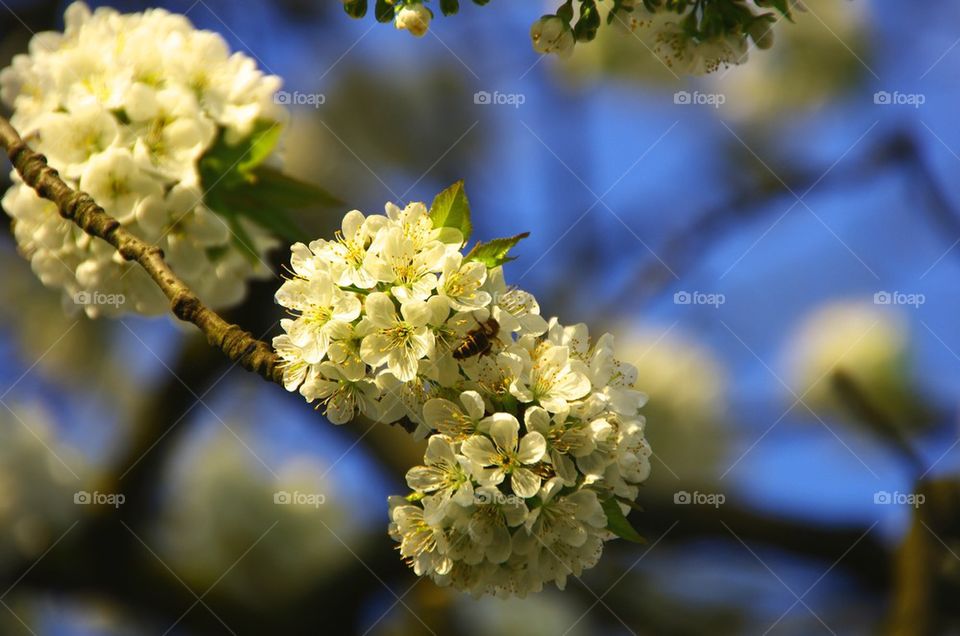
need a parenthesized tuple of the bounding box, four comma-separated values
(334, 231, 366, 268)
(304, 305, 332, 326)
(383, 322, 416, 351)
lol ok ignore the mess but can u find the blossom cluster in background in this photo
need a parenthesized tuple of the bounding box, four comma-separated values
(0, 405, 87, 570)
(0, 2, 286, 317)
(342, 0, 795, 75)
(274, 184, 652, 596)
(532, 0, 792, 71)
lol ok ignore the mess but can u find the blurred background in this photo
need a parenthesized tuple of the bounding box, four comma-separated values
(1, 0, 960, 634)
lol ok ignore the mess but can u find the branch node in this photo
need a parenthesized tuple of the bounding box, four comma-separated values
(171, 292, 200, 321)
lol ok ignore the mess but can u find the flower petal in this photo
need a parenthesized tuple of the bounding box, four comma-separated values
(517, 432, 546, 464)
(511, 468, 541, 499)
(523, 406, 550, 434)
(364, 292, 396, 326)
(405, 466, 443, 492)
(424, 434, 456, 466)
(487, 413, 520, 453)
(460, 390, 485, 419)
(461, 435, 500, 467)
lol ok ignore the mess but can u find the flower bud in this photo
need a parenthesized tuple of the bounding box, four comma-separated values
(530, 15, 575, 57)
(395, 4, 432, 38)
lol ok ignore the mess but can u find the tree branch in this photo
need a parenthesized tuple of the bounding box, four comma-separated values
(0, 116, 284, 385)
(886, 478, 960, 636)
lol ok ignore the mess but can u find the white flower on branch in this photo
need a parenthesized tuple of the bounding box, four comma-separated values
(0, 2, 286, 317)
(274, 183, 651, 597)
(530, 15, 576, 58)
(525, 0, 791, 74)
(614, 2, 753, 75)
(461, 413, 547, 499)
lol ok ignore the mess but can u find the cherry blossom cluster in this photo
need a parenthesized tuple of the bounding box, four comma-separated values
(603, 0, 780, 74)
(341, 0, 794, 73)
(534, 0, 793, 72)
(0, 2, 285, 317)
(274, 197, 651, 596)
(341, 0, 450, 38)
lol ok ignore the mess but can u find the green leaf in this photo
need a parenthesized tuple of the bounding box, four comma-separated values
(600, 497, 647, 544)
(374, 0, 394, 22)
(199, 120, 284, 190)
(206, 199, 261, 264)
(237, 123, 284, 175)
(249, 167, 343, 210)
(218, 192, 307, 243)
(429, 180, 472, 244)
(343, 0, 368, 19)
(227, 216, 260, 263)
(217, 168, 342, 243)
(439, 0, 460, 16)
(198, 122, 345, 245)
(464, 232, 530, 268)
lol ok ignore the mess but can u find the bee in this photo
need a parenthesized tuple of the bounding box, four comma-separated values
(453, 316, 500, 360)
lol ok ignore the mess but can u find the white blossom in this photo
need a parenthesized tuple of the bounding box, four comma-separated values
(364, 226, 446, 302)
(509, 341, 592, 413)
(406, 435, 475, 523)
(395, 4, 432, 38)
(300, 362, 379, 425)
(358, 292, 435, 382)
(275, 271, 361, 364)
(437, 252, 491, 311)
(1, 2, 285, 317)
(461, 413, 546, 499)
(620, 4, 750, 74)
(273, 194, 651, 597)
(530, 15, 575, 58)
(422, 390, 486, 441)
